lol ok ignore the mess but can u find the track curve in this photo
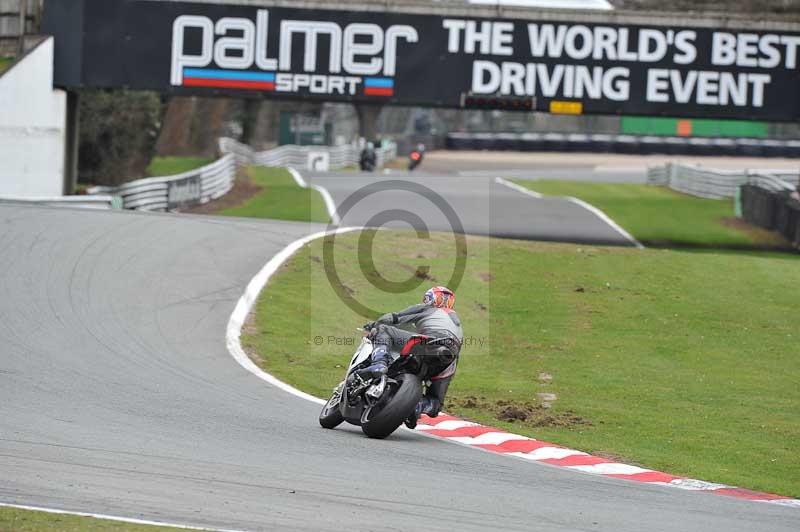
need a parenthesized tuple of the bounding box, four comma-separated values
(0, 204, 797, 531)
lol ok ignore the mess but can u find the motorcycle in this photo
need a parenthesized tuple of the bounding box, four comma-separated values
(359, 147, 376, 172)
(319, 330, 453, 439)
(360, 159, 376, 172)
(407, 149, 423, 172)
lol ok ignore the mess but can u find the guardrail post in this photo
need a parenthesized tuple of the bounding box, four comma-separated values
(735, 185, 743, 218)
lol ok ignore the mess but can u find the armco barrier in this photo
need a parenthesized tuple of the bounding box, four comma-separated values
(87, 139, 398, 212)
(646, 163, 799, 199)
(88, 154, 236, 211)
(219, 138, 397, 171)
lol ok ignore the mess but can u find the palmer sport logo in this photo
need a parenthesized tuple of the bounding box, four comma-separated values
(170, 10, 415, 98)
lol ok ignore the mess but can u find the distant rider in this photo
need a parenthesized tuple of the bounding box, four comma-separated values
(359, 142, 377, 171)
(360, 286, 463, 428)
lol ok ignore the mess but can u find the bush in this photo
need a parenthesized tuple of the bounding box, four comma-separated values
(78, 90, 163, 186)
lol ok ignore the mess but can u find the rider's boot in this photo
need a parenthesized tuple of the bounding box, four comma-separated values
(357, 346, 390, 379)
(404, 398, 433, 429)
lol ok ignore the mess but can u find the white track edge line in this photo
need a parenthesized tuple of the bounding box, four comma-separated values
(0, 502, 243, 532)
(563, 196, 645, 249)
(0, 229, 361, 532)
(224, 227, 800, 508)
(225, 227, 363, 406)
(287, 167, 341, 225)
(494, 176, 644, 249)
(220, 228, 657, 470)
(494, 176, 543, 198)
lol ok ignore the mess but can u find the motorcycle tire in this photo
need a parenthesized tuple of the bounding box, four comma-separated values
(319, 391, 345, 429)
(361, 373, 422, 439)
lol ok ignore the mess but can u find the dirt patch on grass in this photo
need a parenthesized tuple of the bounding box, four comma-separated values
(180, 174, 262, 214)
(719, 217, 792, 249)
(450, 396, 592, 429)
(242, 312, 259, 337)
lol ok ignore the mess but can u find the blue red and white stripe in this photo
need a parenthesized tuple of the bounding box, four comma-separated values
(181, 68, 275, 91)
(364, 77, 394, 97)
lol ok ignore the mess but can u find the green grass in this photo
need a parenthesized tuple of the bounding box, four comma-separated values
(511, 180, 780, 248)
(0, 56, 14, 74)
(0, 506, 183, 531)
(217, 166, 329, 223)
(146, 156, 212, 177)
(243, 230, 800, 497)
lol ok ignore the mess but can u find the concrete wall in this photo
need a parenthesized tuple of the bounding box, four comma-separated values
(0, 36, 66, 196)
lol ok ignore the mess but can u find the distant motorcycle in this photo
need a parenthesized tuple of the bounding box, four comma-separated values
(360, 157, 376, 172)
(408, 149, 423, 171)
(319, 329, 453, 439)
(360, 143, 377, 172)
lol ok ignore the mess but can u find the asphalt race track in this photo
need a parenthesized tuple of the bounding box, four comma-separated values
(303, 171, 636, 246)
(1, 203, 798, 531)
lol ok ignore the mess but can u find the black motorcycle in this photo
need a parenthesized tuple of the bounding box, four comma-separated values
(319, 331, 453, 439)
(360, 147, 377, 172)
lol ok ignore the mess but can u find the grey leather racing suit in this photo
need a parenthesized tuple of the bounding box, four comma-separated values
(368, 304, 464, 417)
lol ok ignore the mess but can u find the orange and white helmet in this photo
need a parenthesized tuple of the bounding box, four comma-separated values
(423, 286, 455, 310)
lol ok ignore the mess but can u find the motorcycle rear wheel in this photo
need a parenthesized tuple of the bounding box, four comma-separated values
(361, 373, 422, 439)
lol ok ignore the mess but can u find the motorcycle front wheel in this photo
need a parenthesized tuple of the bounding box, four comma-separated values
(361, 373, 422, 439)
(319, 387, 345, 429)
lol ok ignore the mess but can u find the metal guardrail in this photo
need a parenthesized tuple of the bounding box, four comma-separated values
(86, 139, 398, 212)
(647, 162, 799, 199)
(748, 173, 798, 193)
(0, 194, 119, 209)
(88, 154, 236, 211)
(219, 138, 397, 170)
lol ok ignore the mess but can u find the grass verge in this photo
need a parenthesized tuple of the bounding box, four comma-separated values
(0, 56, 14, 75)
(146, 156, 212, 177)
(242, 230, 800, 497)
(512, 180, 786, 249)
(0, 506, 184, 531)
(216, 166, 329, 223)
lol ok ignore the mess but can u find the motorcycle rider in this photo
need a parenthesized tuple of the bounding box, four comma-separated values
(359, 141, 377, 171)
(360, 286, 463, 428)
(408, 143, 425, 171)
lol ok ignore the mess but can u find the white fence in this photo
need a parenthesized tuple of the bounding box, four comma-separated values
(219, 138, 397, 171)
(86, 139, 397, 212)
(748, 173, 799, 194)
(647, 162, 800, 199)
(88, 154, 236, 211)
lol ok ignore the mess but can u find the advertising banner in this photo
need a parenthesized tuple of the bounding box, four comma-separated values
(43, 0, 800, 120)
